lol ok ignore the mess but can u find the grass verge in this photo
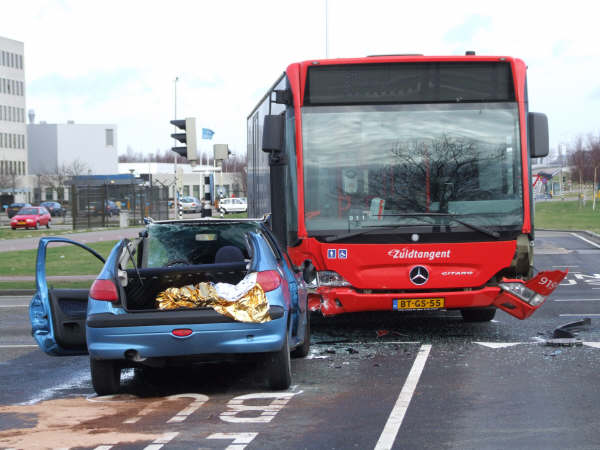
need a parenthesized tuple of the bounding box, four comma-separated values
(0, 280, 93, 290)
(535, 200, 600, 233)
(0, 240, 118, 277)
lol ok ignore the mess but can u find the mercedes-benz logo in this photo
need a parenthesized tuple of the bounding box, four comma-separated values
(409, 266, 429, 285)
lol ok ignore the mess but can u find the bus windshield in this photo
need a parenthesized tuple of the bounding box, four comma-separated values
(302, 102, 523, 236)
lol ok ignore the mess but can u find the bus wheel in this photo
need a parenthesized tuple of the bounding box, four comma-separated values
(461, 307, 496, 322)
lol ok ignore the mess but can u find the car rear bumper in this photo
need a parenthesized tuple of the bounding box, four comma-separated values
(310, 286, 542, 320)
(86, 309, 287, 359)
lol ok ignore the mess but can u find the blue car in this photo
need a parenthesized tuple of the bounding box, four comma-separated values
(29, 219, 310, 395)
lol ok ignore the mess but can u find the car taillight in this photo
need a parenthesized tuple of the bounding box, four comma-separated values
(89, 279, 119, 302)
(256, 270, 281, 292)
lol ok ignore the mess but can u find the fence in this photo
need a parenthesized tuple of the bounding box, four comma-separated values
(70, 184, 169, 230)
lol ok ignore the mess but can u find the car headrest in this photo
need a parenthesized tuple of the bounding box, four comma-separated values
(214, 245, 245, 263)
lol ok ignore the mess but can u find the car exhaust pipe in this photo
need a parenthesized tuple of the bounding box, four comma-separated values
(124, 349, 146, 362)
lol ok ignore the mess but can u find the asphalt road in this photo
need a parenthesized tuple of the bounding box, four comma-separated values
(0, 231, 599, 449)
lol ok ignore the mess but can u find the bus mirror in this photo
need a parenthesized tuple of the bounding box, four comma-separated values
(528, 112, 549, 158)
(262, 115, 284, 153)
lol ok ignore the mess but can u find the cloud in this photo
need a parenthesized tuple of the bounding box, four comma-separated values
(444, 14, 493, 44)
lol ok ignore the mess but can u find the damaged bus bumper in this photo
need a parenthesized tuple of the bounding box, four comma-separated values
(309, 270, 567, 320)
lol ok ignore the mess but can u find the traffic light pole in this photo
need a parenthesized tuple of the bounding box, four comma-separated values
(173, 77, 182, 219)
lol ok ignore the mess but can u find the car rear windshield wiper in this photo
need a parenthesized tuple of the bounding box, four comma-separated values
(379, 213, 501, 239)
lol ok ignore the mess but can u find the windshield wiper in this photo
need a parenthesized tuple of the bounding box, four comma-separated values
(323, 221, 433, 243)
(379, 213, 501, 239)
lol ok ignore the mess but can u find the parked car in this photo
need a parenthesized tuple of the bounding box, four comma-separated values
(41, 201, 66, 217)
(10, 206, 51, 229)
(105, 200, 120, 216)
(218, 197, 248, 214)
(6, 202, 31, 218)
(29, 218, 310, 395)
(179, 196, 202, 213)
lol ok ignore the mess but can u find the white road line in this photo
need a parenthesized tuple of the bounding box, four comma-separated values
(0, 344, 37, 348)
(374, 344, 432, 450)
(94, 446, 113, 450)
(560, 314, 600, 317)
(554, 298, 600, 302)
(143, 432, 179, 450)
(570, 232, 600, 249)
(0, 305, 28, 308)
(552, 265, 579, 268)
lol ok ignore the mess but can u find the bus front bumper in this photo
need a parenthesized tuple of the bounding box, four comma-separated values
(309, 271, 566, 320)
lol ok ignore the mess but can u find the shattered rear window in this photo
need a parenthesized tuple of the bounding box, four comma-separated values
(146, 222, 262, 267)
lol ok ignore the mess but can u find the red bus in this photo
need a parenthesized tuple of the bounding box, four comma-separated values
(247, 54, 566, 321)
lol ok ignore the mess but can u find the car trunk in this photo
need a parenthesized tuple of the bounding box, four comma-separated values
(118, 222, 257, 312)
(122, 261, 248, 311)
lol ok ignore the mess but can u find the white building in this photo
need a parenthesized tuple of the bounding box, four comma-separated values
(28, 121, 118, 175)
(118, 162, 245, 201)
(0, 36, 28, 203)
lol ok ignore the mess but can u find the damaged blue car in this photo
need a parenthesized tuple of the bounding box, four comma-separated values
(29, 219, 310, 395)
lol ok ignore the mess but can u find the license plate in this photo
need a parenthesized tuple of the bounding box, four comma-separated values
(393, 298, 444, 310)
(18, 221, 25, 225)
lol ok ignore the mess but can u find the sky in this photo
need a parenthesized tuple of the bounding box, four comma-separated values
(2, 0, 599, 160)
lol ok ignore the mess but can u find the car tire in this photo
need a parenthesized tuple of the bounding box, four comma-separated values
(265, 332, 292, 390)
(34, 222, 39, 230)
(291, 312, 311, 358)
(11, 226, 16, 230)
(90, 358, 121, 396)
(46, 220, 51, 229)
(460, 307, 496, 322)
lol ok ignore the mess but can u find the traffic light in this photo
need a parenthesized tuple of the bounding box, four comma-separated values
(170, 117, 198, 162)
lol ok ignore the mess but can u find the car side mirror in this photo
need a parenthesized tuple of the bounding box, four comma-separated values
(528, 112, 549, 158)
(262, 115, 284, 153)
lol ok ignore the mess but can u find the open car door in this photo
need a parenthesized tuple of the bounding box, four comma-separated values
(29, 237, 105, 356)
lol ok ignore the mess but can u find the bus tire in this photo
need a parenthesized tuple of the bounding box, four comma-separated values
(461, 307, 496, 322)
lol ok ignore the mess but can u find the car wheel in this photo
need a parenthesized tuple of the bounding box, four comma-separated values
(291, 312, 311, 358)
(46, 220, 51, 229)
(460, 307, 496, 322)
(34, 222, 39, 230)
(90, 358, 121, 396)
(265, 331, 292, 390)
(219, 207, 227, 214)
(11, 226, 16, 230)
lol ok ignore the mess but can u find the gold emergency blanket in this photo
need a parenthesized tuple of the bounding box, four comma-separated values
(156, 281, 271, 323)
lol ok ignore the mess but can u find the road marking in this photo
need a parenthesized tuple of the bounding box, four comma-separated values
(474, 342, 527, 348)
(552, 265, 579, 268)
(220, 392, 301, 423)
(584, 342, 600, 349)
(554, 298, 600, 301)
(0, 305, 28, 308)
(166, 393, 209, 423)
(207, 432, 258, 449)
(374, 344, 432, 450)
(570, 232, 600, 249)
(560, 314, 600, 317)
(0, 344, 37, 348)
(143, 432, 179, 450)
(94, 446, 113, 450)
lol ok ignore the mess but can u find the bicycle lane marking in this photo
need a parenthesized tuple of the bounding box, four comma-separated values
(374, 344, 432, 450)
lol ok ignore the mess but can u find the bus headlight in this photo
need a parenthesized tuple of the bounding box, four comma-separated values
(317, 271, 352, 287)
(499, 282, 545, 306)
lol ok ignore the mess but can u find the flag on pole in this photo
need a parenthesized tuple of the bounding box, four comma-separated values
(202, 128, 215, 140)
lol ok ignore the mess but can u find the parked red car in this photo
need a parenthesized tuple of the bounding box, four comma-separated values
(10, 207, 52, 230)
